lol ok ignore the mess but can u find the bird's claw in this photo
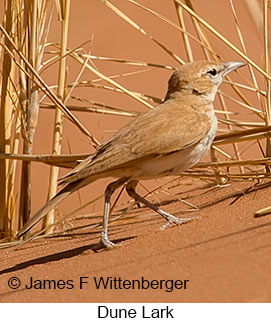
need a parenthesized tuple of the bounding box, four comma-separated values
(100, 238, 116, 249)
(160, 214, 200, 230)
(100, 233, 122, 249)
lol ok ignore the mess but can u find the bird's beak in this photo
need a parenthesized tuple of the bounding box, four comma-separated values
(222, 61, 246, 76)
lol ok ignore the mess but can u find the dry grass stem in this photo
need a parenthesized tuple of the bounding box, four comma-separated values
(0, 23, 99, 146)
(41, 101, 140, 117)
(99, 0, 185, 65)
(174, 2, 193, 62)
(175, 0, 271, 81)
(70, 51, 154, 109)
(44, 0, 70, 233)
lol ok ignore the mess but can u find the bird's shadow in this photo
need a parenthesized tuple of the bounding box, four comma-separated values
(2, 219, 271, 277)
(0, 236, 134, 276)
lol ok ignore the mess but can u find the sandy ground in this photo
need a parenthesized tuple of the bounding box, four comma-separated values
(1, 179, 271, 303)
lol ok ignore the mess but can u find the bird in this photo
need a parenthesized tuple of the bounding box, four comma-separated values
(17, 60, 246, 248)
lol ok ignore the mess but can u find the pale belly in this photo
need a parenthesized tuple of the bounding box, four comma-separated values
(132, 117, 217, 180)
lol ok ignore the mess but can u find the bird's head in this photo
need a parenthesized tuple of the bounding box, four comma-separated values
(165, 60, 246, 102)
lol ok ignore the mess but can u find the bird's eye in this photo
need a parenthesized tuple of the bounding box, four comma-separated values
(207, 69, 218, 77)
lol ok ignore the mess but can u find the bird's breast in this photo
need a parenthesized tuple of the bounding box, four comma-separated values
(131, 116, 217, 180)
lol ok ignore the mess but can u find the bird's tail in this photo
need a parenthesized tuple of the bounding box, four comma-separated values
(16, 179, 88, 238)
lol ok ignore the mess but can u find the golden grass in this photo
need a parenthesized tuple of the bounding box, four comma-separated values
(0, 0, 270, 246)
(44, 0, 70, 234)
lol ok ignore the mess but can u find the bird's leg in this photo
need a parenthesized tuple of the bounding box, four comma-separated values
(100, 177, 128, 248)
(126, 180, 196, 230)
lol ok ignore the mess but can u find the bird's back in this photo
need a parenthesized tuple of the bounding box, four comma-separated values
(60, 96, 215, 184)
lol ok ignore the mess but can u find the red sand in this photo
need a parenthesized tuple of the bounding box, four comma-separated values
(1, 180, 271, 302)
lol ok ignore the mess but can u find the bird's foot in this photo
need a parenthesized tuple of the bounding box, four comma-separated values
(100, 237, 116, 249)
(100, 233, 121, 249)
(159, 210, 200, 230)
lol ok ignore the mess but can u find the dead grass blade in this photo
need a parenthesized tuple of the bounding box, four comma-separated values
(175, 0, 271, 81)
(79, 54, 174, 70)
(70, 51, 154, 110)
(0, 152, 88, 168)
(0, 23, 99, 146)
(127, 0, 219, 57)
(0, 0, 16, 239)
(174, 2, 193, 61)
(41, 101, 140, 117)
(45, 0, 71, 233)
(99, 0, 185, 66)
(263, 0, 271, 129)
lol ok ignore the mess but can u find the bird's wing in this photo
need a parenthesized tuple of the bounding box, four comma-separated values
(128, 105, 212, 155)
(60, 102, 213, 184)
